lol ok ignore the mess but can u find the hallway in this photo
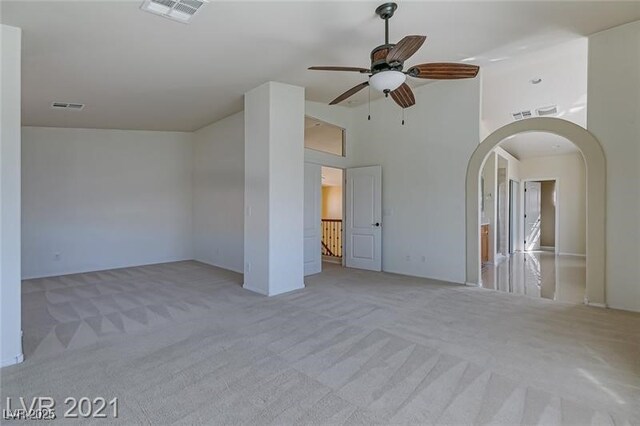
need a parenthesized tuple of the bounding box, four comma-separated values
(481, 252, 586, 304)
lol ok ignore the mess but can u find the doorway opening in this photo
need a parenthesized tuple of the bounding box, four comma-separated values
(321, 166, 344, 264)
(304, 113, 383, 276)
(523, 179, 557, 253)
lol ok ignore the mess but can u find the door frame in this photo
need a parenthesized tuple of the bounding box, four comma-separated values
(521, 177, 559, 255)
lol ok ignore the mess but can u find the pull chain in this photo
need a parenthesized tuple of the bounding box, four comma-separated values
(402, 108, 405, 125)
(368, 86, 371, 121)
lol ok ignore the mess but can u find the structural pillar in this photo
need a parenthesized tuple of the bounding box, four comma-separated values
(243, 82, 305, 296)
(1, 25, 23, 367)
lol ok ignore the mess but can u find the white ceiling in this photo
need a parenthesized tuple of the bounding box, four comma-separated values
(3, 1, 640, 131)
(499, 132, 579, 160)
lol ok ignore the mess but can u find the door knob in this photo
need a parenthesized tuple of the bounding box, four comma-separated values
(373, 222, 380, 227)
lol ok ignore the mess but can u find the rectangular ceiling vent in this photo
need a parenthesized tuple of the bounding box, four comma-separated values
(536, 105, 558, 117)
(51, 102, 85, 111)
(512, 110, 532, 121)
(141, 0, 206, 23)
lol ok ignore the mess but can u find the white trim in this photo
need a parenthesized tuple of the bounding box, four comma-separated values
(194, 259, 244, 275)
(465, 281, 479, 287)
(22, 257, 195, 280)
(242, 282, 305, 297)
(382, 268, 465, 285)
(242, 283, 269, 296)
(586, 301, 607, 308)
(1, 353, 24, 368)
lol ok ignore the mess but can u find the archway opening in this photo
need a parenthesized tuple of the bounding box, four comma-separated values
(478, 131, 586, 303)
(466, 118, 606, 307)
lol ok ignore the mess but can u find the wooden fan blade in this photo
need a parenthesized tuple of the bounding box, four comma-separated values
(386, 35, 427, 63)
(329, 82, 369, 105)
(390, 83, 415, 108)
(407, 63, 480, 79)
(309, 66, 370, 73)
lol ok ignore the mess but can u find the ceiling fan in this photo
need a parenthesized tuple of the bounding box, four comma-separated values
(309, 2, 480, 109)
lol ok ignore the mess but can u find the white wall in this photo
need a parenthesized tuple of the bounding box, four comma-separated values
(322, 186, 342, 220)
(22, 127, 194, 278)
(350, 79, 481, 283)
(192, 112, 244, 273)
(482, 38, 588, 134)
(1, 24, 23, 367)
(588, 21, 640, 312)
(519, 153, 586, 256)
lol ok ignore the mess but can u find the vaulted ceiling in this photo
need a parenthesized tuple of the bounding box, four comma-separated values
(2, 1, 640, 131)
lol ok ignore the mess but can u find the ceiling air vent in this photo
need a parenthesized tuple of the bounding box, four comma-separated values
(536, 105, 558, 117)
(511, 110, 532, 121)
(140, 0, 206, 23)
(51, 102, 85, 111)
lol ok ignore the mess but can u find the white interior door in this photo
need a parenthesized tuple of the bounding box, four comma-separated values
(345, 165, 382, 271)
(524, 181, 541, 251)
(303, 163, 322, 276)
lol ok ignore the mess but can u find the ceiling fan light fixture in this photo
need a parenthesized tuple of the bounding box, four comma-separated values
(369, 70, 406, 93)
(308, 3, 479, 108)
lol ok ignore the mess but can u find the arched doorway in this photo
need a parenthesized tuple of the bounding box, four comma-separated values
(466, 118, 606, 306)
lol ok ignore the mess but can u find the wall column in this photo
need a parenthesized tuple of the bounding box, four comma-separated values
(1, 24, 23, 366)
(587, 21, 640, 312)
(243, 82, 305, 296)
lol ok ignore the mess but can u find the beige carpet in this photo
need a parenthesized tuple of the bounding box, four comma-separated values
(1, 261, 639, 425)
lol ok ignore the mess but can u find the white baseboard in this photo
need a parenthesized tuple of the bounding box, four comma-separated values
(242, 283, 269, 296)
(22, 257, 195, 280)
(194, 258, 244, 274)
(382, 268, 465, 285)
(465, 281, 479, 287)
(585, 301, 607, 308)
(269, 283, 306, 296)
(243, 282, 305, 297)
(1, 352, 24, 368)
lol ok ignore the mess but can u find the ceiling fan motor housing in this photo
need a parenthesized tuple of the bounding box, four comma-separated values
(370, 44, 403, 74)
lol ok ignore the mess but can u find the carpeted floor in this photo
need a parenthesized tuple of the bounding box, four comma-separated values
(1, 261, 639, 424)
